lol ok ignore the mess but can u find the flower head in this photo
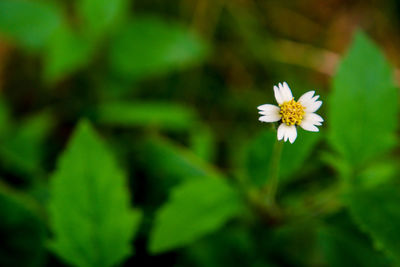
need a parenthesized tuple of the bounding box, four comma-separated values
(257, 82, 323, 143)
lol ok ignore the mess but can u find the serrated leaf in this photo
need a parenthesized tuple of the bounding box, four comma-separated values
(346, 185, 400, 263)
(48, 120, 141, 267)
(149, 177, 243, 254)
(329, 31, 398, 167)
(97, 101, 198, 131)
(244, 130, 320, 187)
(0, 0, 62, 49)
(110, 16, 208, 81)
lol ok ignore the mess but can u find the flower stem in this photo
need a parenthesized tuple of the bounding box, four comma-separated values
(265, 139, 283, 208)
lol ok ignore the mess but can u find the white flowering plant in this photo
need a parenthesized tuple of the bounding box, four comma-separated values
(0, 1, 398, 265)
(258, 82, 323, 143)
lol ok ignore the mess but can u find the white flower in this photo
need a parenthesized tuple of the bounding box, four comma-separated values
(257, 82, 323, 144)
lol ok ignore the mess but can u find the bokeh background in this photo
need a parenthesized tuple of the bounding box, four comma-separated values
(1, 0, 400, 266)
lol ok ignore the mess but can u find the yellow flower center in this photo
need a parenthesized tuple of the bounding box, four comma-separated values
(279, 99, 305, 126)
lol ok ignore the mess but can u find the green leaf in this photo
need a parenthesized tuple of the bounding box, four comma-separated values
(76, 0, 128, 38)
(140, 136, 222, 184)
(0, 181, 46, 267)
(182, 226, 264, 267)
(280, 131, 320, 179)
(0, 0, 62, 49)
(189, 125, 216, 162)
(43, 24, 94, 83)
(136, 136, 222, 208)
(149, 177, 243, 254)
(0, 112, 54, 177)
(318, 212, 391, 267)
(48, 120, 141, 267)
(346, 185, 400, 263)
(244, 130, 320, 187)
(244, 130, 275, 187)
(97, 101, 198, 130)
(329, 31, 398, 168)
(0, 98, 12, 137)
(267, 221, 321, 266)
(358, 160, 397, 189)
(110, 16, 208, 81)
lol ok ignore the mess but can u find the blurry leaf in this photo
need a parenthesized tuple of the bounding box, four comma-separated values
(0, 181, 46, 267)
(0, 0, 62, 49)
(97, 101, 198, 130)
(48, 120, 142, 267)
(149, 177, 243, 254)
(110, 16, 208, 80)
(181, 226, 268, 267)
(265, 222, 321, 266)
(318, 212, 391, 267)
(320, 151, 352, 179)
(244, 130, 319, 187)
(329, 31, 398, 168)
(280, 131, 320, 178)
(244, 130, 275, 187)
(346, 185, 400, 263)
(358, 160, 397, 189)
(0, 112, 54, 177)
(77, 0, 128, 38)
(141, 136, 222, 184)
(190, 125, 216, 162)
(136, 136, 222, 208)
(44, 24, 94, 83)
(98, 78, 139, 99)
(0, 98, 12, 137)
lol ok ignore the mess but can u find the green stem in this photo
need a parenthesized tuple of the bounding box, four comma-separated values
(265, 139, 284, 207)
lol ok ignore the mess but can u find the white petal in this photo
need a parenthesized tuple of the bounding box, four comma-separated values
(257, 104, 280, 115)
(277, 123, 297, 143)
(303, 113, 324, 123)
(259, 114, 281, 122)
(259, 110, 279, 116)
(300, 120, 319, 132)
(279, 82, 293, 102)
(277, 123, 286, 140)
(304, 100, 322, 113)
(310, 95, 320, 102)
(273, 86, 284, 105)
(298, 91, 315, 106)
(287, 125, 297, 143)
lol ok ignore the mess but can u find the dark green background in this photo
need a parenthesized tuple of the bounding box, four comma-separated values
(0, 0, 400, 266)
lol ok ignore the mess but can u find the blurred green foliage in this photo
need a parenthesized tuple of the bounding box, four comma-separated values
(329, 32, 398, 170)
(110, 17, 208, 81)
(0, 0, 399, 266)
(244, 130, 320, 187)
(97, 101, 198, 130)
(0, 182, 46, 266)
(0, 0, 62, 49)
(317, 211, 391, 267)
(149, 177, 243, 254)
